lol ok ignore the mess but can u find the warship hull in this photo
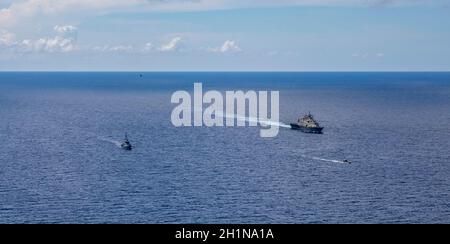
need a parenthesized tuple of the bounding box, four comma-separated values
(290, 124, 323, 134)
(121, 144, 133, 151)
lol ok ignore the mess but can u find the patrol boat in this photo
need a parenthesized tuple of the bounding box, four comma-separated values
(290, 113, 323, 134)
(121, 134, 133, 150)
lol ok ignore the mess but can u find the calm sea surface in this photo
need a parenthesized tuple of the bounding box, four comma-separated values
(0, 72, 449, 223)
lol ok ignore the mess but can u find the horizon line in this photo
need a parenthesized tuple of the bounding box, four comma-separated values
(1, 70, 450, 73)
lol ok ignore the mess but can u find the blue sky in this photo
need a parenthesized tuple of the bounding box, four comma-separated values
(0, 0, 450, 71)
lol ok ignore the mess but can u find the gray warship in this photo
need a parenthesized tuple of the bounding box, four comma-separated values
(121, 134, 133, 150)
(290, 113, 324, 134)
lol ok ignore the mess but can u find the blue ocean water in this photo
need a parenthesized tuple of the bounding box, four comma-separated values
(0, 72, 449, 223)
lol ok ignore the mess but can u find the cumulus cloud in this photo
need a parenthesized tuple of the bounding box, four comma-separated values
(54, 25, 77, 36)
(92, 45, 134, 52)
(91, 39, 185, 54)
(26, 25, 77, 52)
(1, 25, 78, 53)
(143, 42, 153, 52)
(109, 45, 133, 52)
(209, 40, 241, 53)
(159, 37, 182, 52)
(0, 29, 16, 46)
(20, 36, 76, 52)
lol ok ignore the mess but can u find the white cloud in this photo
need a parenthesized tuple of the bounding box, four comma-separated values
(53, 25, 78, 45)
(109, 45, 133, 52)
(91, 39, 183, 54)
(92, 45, 109, 52)
(159, 36, 182, 52)
(209, 40, 241, 53)
(0, 29, 16, 46)
(1, 25, 78, 53)
(19, 36, 76, 52)
(143, 42, 153, 52)
(54, 25, 77, 35)
(92, 45, 134, 52)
